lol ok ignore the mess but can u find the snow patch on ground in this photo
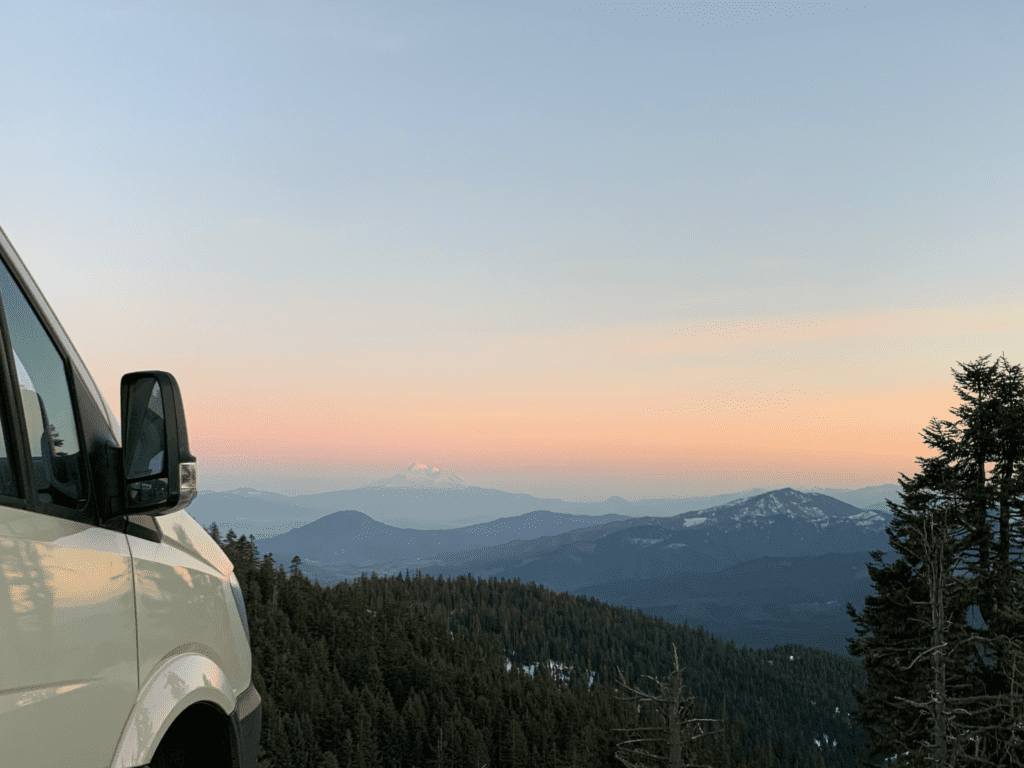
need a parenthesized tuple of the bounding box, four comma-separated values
(629, 538, 664, 547)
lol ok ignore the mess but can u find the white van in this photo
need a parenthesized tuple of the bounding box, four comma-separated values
(0, 225, 261, 768)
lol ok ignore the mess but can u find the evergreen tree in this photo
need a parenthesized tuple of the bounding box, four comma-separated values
(883, 472, 983, 765)
(402, 690, 431, 768)
(499, 714, 530, 768)
(463, 719, 491, 768)
(431, 724, 447, 768)
(255, 740, 274, 768)
(375, 684, 404, 768)
(847, 353, 1024, 765)
(341, 729, 355, 768)
(352, 696, 382, 768)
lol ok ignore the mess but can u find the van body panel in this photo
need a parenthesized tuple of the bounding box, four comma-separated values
(110, 652, 236, 768)
(127, 522, 251, 705)
(156, 509, 235, 578)
(0, 505, 137, 767)
(232, 681, 263, 768)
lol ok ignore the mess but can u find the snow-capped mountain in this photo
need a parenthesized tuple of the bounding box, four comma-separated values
(699, 486, 891, 533)
(419, 488, 894, 584)
(359, 463, 469, 490)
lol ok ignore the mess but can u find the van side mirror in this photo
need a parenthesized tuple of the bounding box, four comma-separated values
(121, 371, 197, 515)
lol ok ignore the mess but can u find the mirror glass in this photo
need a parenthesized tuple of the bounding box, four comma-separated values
(125, 379, 166, 482)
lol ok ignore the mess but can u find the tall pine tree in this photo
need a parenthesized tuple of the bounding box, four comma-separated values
(847, 353, 1024, 766)
(886, 472, 984, 765)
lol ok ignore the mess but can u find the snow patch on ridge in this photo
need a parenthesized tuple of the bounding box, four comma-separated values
(629, 538, 664, 547)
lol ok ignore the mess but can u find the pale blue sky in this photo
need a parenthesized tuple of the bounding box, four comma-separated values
(0, 1, 1020, 501)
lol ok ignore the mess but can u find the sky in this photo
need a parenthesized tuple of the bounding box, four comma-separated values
(0, 0, 1020, 502)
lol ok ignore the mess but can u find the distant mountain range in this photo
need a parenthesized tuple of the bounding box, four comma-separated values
(187, 467, 903, 538)
(412, 487, 895, 588)
(216, 485, 906, 658)
(184, 473, 912, 658)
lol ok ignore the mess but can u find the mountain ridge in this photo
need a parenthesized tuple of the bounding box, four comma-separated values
(250, 507, 637, 570)
(189, 480, 903, 538)
(411, 487, 894, 580)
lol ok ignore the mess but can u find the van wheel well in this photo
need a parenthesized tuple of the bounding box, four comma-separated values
(147, 701, 233, 768)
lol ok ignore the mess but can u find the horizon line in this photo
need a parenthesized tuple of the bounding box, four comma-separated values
(197, 482, 899, 502)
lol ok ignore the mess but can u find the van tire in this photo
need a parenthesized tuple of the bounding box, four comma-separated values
(148, 702, 234, 768)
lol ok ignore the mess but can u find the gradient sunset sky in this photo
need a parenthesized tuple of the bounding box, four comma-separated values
(0, 1, 1020, 501)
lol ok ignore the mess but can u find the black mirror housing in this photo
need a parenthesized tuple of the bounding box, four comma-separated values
(120, 370, 197, 515)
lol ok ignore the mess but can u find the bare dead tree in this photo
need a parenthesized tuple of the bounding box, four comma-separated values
(890, 488, 982, 767)
(612, 643, 723, 768)
(435, 725, 445, 768)
(889, 487, 1024, 767)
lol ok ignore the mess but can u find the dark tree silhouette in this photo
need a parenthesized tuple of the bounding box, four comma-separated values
(847, 353, 1024, 766)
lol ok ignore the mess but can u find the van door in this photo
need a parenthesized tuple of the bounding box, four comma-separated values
(0, 511, 137, 767)
(0, 257, 138, 768)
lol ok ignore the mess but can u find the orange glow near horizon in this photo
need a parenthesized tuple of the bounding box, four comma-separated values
(178, 376, 955, 495)
(75, 299, 1018, 497)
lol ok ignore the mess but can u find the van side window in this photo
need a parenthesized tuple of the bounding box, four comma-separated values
(0, 262, 85, 509)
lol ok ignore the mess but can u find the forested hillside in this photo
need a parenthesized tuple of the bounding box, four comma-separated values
(207, 523, 876, 768)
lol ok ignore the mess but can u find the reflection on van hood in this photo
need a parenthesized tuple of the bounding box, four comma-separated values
(155, 511, 234, 577)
